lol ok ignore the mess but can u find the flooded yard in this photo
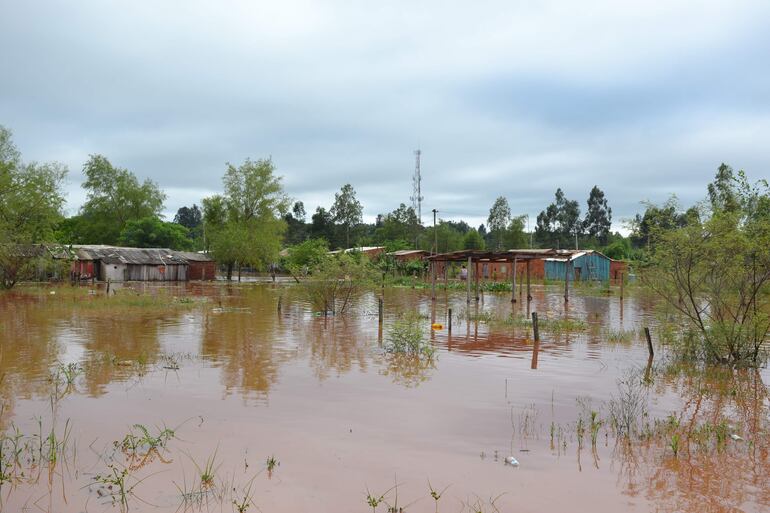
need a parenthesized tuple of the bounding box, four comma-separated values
(0, 283, 768, 513)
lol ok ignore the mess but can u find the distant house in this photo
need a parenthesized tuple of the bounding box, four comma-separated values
(544, 250, 625, 282)
(71, 246, 191, 282)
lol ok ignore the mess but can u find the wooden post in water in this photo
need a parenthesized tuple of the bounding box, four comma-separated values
(106, 278, 111, 295)
(466, 256, 472, 303)
(531, 312, 540, 342)
(431, 261, 436, 301)
(511, 256, 518, 303)
(448, 308, 452, 332)
(563, 260, 569, 301)
(278, 296, 282, 313)
(324, 301, 328, 317)
(644, 327, 654, 358)
(378, 298, 383, 325)
(619, 272, 624, 301)
(526, 260, 532, 301)
(474, 261, 480, 302)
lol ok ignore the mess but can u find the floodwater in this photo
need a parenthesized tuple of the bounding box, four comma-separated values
(0, 283, 768, 513)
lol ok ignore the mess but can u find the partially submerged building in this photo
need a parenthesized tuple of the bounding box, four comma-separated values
(544, 250, 627, 283)
(72, 246, 188, 282)
(178, 252, 217, 280)
(70, 246, 216, 282)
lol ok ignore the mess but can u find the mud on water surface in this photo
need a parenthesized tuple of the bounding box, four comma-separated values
(0, 282, 768, 512)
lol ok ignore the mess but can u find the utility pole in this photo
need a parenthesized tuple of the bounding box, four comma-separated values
(432, 208, 438, 255)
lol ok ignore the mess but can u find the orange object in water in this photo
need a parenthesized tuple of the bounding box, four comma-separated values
(431, 323, 443, 330)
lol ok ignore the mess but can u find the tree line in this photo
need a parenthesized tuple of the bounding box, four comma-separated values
(0, 122, 762, 282)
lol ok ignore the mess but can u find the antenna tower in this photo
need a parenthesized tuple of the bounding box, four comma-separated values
(410, 149, 424, 224)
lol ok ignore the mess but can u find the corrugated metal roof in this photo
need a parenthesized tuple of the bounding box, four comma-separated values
(387, 249, 429, 256)
(176, 251, 215, 262)
(73, 246, 187, 265)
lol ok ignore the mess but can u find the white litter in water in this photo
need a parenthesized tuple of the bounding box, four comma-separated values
(730, 434, 743, 441)
(504, 456, 519, 467)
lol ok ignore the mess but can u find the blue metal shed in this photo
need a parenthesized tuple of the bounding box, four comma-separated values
(544, 251, 611, 282)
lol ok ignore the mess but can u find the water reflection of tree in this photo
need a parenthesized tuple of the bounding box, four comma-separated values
(201, 310, 291, 401)
(303, 317, 370, 381)
(0, 293, 64, 421)
(378, 353, 436, 387)
(75, 310, 167, 396)
(615, 366, 769, 512)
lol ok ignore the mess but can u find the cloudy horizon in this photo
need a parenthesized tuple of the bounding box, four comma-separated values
(2, 0, 769, 233)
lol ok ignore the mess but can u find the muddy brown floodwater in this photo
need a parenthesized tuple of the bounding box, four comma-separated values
(0, 283, 768, 513)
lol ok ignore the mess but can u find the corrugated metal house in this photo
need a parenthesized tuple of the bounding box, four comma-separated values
(178, 252, 217, 280)
(72, 246, 188, 282)
(544, 250, 615, 282)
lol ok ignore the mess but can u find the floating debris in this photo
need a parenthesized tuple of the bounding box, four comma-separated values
(730, 433, 744, 441)
(504, 456, 519, 467)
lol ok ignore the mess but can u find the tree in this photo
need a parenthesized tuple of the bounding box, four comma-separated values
(375, 203, 420, 246)
(463, 229, 485, 250)
(292, 201, 306, 222)
(707, 163, 741, 214)
(0, 126, 67, 289)
(310, 206, 336, 244)
(504, 216, 528, 249)
(283, 238, 329, 281)
(119, 217, 193, 250)
(174, 205, 202, 230)
(79, 154, 166, 244)
(535, 188, 581, 248)
(331, 183, 363, 248)
(420, 221, 464, 253)
(629, 197, 693, 248)
(487, 196, 511, 250)
(203, 158, 289, 280)
(583, 186, 612, 243)
(642, 167, 770, 366)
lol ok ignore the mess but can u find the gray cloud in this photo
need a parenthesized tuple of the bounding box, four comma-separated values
(2, 0, 769, 232)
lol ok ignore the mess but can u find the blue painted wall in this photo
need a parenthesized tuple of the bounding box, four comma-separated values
(544, 252, 610, 281)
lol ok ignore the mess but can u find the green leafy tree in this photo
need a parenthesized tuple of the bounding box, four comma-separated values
(420, 221, 464, 253)
(536, 188, 581, 248)
(119, 216, 193, 250)
(78, 154, 166, 244)
(0, 126, 67, 288)
(310, 206, 336, 245)
(463, 228, 485, 250)
(203, 158, 289, 280)
(487, 196, 512, 250)
(376, 203, 420, 247)
(642, 166, 770, 366)
(331, 183, 363, 248)
(583, 186, 612, 243)
(283, 238, 329, 281)
(504, 215, 528, 249)
(174, 205, 202, 230)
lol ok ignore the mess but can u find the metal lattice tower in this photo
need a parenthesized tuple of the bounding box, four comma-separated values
(410, 149, 424, 224)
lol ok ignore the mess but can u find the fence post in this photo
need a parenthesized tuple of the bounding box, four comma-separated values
(378, 298, 383, 324)
(448, 308, 452, 332)
(644, 327, 654, 358)
(531, 312, 540, 342)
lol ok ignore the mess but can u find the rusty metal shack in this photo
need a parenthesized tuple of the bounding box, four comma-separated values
(71, 246, 189, 282)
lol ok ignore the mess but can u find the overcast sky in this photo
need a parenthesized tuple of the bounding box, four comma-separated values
(1, 0, 769, 232)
